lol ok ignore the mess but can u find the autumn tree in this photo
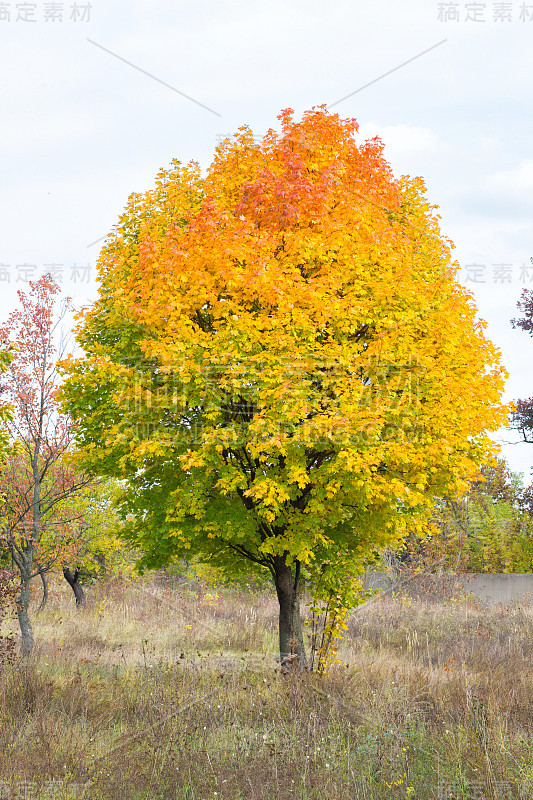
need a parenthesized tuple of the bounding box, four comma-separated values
(0, 345, 17, 657)
(0, 344, 13, 454)
(397, 458, 533, 574)
(60, 108, 507, 669)
(511, 282, 533, 449)
(0, 276, 93, 654)
(67, 477, 138, 587)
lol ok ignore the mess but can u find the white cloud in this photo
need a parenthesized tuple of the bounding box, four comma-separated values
(483, 159, 533, 196)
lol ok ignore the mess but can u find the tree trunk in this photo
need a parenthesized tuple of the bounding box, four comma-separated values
(63, 567, 85, 607)
(273, 556, 308, 672)
(37, 568, 48, 613)
(17, 571, 34, 657)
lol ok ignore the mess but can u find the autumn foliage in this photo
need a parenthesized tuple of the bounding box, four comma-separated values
(511, 283, 533, 443)
(60, 108, 507, 666)
(0, 346, 16, 661)
(0, 277, 93, 653)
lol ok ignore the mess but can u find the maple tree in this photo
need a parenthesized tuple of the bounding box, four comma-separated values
(60, 107, 507, 669)
(0, 276, 93, 654)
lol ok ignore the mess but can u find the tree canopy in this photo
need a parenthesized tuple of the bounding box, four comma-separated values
(60, 107, 508, 666)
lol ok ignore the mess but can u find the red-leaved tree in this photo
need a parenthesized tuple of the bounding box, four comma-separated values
(0, 275, 93, 655)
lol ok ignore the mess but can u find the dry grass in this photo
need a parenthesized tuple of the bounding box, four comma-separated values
(1, 576, 533, 799)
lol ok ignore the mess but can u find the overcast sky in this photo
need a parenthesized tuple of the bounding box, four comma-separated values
(1, 0, 532, 481)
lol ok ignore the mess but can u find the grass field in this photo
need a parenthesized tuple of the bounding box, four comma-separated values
(1, 576, 533, 799)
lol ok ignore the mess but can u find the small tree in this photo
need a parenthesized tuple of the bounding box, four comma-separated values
(0, 276, 93, 654)
(511, 281, 533, 447)
(60, 108, 507, 668)
(398, 459, 533, 575)
(62, 477, 138, 594)
(0, 345, 17, 662)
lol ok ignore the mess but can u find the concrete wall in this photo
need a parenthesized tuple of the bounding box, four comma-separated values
(363, 572, 533, 607)
(457, 574, 533, 607)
